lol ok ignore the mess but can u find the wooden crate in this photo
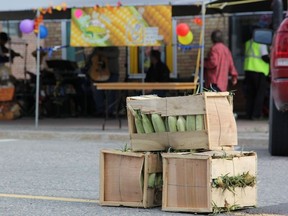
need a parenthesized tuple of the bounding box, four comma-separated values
(99, 149, 162, 208)
(127, 92, 237, 152)
(161, 151, 257, 213)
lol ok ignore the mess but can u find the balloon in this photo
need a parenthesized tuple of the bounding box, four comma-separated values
(178, 31, 193, 45)
(39, 25, 48, 39)
(19, 19, 34, 34)
(74, 9, 83, 18)
(176, 23, 190, 36)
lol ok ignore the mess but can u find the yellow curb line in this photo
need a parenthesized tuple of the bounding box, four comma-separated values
(0, 193, 99, 204)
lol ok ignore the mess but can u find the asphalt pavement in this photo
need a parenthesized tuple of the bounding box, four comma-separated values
(0, 118, 287, 215)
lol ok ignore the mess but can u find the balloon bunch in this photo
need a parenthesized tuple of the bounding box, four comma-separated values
(19, 19, 48, 39)
(176, 23, 193, 45)
(18, 2, 67, 39)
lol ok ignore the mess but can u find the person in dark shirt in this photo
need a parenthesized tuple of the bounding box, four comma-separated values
(145, 50, 170, 82)
(0, 32, 21, 64)
(145, 50, 170, 97)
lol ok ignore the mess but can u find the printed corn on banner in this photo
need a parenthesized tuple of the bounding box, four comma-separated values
(70, 6, 172, 47)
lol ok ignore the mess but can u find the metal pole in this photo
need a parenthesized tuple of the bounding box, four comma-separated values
(35, 11, 41, 128)
(7, 21, 12, 68)
(199, 1, 206, 93)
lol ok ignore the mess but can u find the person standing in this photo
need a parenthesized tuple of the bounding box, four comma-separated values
(204, 30, 238, 92)
(244, 36, 269, 120)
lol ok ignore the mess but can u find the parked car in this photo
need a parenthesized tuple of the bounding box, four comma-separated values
(254, 0, 288, 156)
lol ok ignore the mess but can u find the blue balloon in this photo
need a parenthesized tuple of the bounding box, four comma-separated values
(39, 25, 48, 39)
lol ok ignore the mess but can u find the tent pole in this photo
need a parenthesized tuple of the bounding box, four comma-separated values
(35, 11, 41, 128)
(199, 1, 206, 93)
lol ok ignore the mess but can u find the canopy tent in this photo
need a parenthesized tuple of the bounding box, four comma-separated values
(0, 0, 285, 128)
(0, 0, 213, 11)
(0, 0, 286, 20)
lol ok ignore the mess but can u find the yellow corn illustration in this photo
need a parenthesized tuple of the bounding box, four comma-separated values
(142, 6, 172, 44)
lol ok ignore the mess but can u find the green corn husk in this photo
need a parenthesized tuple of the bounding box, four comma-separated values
(186, 115, 196, 131)
(195, 114, 204, 131)
(134, 110, 145, 134)
(148, 173, 156, 188)
(142, 113, 154, 133)
(168, 116, 177, 132)
(176, 116, 186, 132)
(151, 113, 166, 133)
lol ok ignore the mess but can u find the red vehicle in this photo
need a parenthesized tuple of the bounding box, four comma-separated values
(254, 0, 288, 156)
(271, 18, 288, 111)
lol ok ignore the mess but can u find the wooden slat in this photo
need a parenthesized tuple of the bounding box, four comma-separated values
(147, 153, 163, 174)
(127, 97, 167, 115)
(99, 151, 105, 204)
(166, 95, 206, 116)
(130, 133, 170, 152)
(212, 187, 257, 208)
(95, 82, 197, 90)
(205, 95, 237, 148)
(168, 131, 209, 150)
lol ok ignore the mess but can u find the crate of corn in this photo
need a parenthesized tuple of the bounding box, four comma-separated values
(127, 92, 236, 152)
(99, 149, 162, 208)
(161, 151, 257, 213)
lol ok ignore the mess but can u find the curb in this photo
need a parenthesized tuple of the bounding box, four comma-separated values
(0, 129, 268, 142)
(0, 130, 130, 142)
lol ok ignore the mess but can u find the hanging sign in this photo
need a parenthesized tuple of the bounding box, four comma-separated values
(70, 5, 172, 47)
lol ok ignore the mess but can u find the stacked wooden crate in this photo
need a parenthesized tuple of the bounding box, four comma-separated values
(99, 92, 257, 213)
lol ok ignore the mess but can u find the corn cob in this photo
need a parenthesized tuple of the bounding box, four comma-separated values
(151, 113, 166, 133)
(176, 116, 186, 132)
(127, 104, 144, 134)
(168, 116, 177, 132)
(148, 173, 156, 188)
(141, 113, 154, 133)
(142, 5, 172, 44)
(134, 110, 145, 134)
(155, 173, 163, 187)
(165, 117, 169, 132)
(196, 115, 204, 131)
(186, 115, 196, 131)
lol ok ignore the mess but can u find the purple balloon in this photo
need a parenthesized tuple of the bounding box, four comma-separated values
(19, 19, 34, 34)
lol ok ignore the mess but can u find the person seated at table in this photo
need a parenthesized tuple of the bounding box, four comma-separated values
(145, 50, 170, 97)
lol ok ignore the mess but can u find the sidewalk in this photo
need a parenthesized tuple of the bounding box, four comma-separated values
(0, 117, 269, 141)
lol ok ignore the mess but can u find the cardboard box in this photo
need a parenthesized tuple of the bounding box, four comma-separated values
(127, 92, 237, 151)
(161, 151, 257, 213)
(99, 149, 162, 208)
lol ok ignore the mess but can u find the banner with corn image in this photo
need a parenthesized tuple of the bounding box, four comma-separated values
(70, 5, 172, 47)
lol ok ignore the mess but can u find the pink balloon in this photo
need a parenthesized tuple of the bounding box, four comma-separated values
(74, 9, 83, 19)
